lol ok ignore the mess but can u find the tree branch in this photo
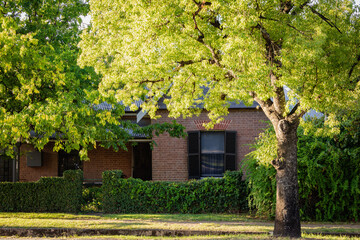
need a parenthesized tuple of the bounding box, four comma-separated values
(250, 91, 281, 122)
(308, 5, 342, 34)
(291, 0, 311, 15)
(288, 101, 299, 117)
(297, 109, 307, 119)
(136, 79, 165, 84)
(253, 23, 286, 116)
(349, 54, 360, 78)
(254, 23, 282, 65)
(174, 59, 206, 71)
(270, 72, 286, 116)
(280, 1, 294, 14)
(259, 15, 312, 39)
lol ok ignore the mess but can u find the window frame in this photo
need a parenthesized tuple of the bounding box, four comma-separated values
(58, 150, 83, 177)
(188, 130, 237, 179)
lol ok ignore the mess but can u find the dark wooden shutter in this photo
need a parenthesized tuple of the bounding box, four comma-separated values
(188, 131, 200, 179)
(225, 131, 237, 171)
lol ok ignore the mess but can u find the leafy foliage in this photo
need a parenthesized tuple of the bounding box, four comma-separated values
(79, 0, 360, 122)
(0, 170, 83, 213)
(102, 170, 248, 214)
(78, 1, 360, 235)
(0, 0, 185, 159)
(243, 118, 360, 221)
(82, 186, 103, 212)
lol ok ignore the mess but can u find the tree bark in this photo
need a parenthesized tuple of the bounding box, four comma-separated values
(272, 119, 301, 238)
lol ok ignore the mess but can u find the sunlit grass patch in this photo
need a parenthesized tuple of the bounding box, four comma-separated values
(101, 213, 263, 222)
(302, 233, 360, 240)
(0, 217, 271, 232)
(0, 212, 101, 220)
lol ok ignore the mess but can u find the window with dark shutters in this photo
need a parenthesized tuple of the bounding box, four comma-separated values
(188, 131, 237, 179)
(225, 131, 237, 171)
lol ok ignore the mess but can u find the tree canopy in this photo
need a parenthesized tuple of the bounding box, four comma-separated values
(0, 0, 184, 159)
(79, 0, 360, 237)
(79, 0, 360, 122)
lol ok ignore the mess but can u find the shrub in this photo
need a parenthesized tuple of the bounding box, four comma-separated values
(0, 170, 83, 213)
(102, 170, 248, 213)
(243, 119, 360, 221)
(82, 186, 103, 212)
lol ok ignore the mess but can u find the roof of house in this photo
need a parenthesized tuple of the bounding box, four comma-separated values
(95, 101, 144, 112)
(96, 99, 259, 113)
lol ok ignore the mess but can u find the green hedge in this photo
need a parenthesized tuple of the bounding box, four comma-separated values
(244, 118, 360, 221)
(0, 170, 83, 213)
(82, 186, 102, 212)
(102, 170, 248, 213)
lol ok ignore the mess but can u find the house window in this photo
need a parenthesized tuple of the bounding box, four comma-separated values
(188, 131, 236, 179)
(58, 150, 82, 176)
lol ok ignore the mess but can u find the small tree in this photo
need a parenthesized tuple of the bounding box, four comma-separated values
(0, 0, 183, 159)
(79, 0, 360, 237)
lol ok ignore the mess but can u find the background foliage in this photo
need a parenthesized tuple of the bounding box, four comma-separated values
(243, 116, 360, 221)
(0, 0, 185, 159)
(0, 170, 83, 213)
(82, 185, 102, 212)
(102, 170, 248, 214)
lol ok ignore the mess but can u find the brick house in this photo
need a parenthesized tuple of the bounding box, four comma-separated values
(0, 102, 268, 183)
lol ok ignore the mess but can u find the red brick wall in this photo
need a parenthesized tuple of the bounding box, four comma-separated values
(19, 109, 268, 182)
(19, 143, 58, 182)
(19, 143, 133, 182)
(84, 145, 133, 182)
(151, 109, 268, 181)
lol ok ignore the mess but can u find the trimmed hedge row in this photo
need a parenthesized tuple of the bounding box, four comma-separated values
(0, 170, 83, 213)
(102, 170, 248, 213)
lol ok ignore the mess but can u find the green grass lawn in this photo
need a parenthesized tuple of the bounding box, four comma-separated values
(0, 213, 359, 239)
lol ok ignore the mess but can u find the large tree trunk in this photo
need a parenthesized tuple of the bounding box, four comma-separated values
(272, 119, 301, 238)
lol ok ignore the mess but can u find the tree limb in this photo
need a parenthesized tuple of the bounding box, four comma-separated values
(254, 23, 282, 65)
(280, 1, 294, 14)
(349, 54, 360, 78)
(136, 79, 165, 84)
(288, 101, 299, 117)
(297, 109, 307, 119)
(249, 91, 281, 122)
(259, 15, 312, 40)
(268, 69, 286, 116)
(308, 5, 342, 34)
(293, 0, 311, 14)
(174, 59, 206, 71)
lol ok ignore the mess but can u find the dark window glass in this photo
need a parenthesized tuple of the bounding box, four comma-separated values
(188, 131, 236, 179)
(58, 150, 82, 176)
(201, 154, 224, 177)
(200, 132, 225, 177)
(201, 132, 224, 153)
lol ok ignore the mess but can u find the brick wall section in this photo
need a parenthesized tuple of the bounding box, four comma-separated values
(19, 143, 58, 182)
(19, 109, 267, 182)
(84, 144, 132, 182)
(151, 109, 268, 181)
(19, 143, 133, 182)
